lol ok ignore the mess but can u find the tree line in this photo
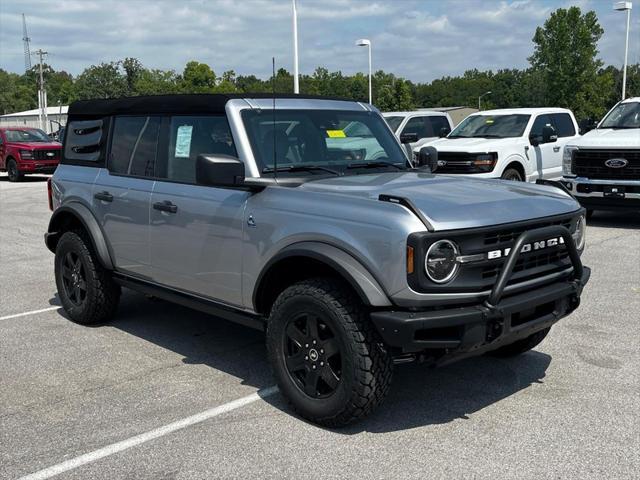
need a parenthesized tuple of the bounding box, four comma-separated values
(1, 6, 638, 121)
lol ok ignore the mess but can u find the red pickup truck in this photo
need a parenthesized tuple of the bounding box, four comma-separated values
(0, 127, 62, 182)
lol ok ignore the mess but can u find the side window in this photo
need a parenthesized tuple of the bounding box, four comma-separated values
(64, 119, 105, 162)
(551, 113, 576, 137)
(159, 115, 237, 184)
(530, 114, 553, 142)
(402, 117, 429, 139)
(427, 116, 450, 136)
(109, 116, 160, 177)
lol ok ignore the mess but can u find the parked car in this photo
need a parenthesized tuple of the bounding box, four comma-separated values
(0, 127, 62, 181)
(562, 97, 640, 217)
(383, 110, 453, 154)
(45, 94, 590, 426)
(415, 108, 580, 182)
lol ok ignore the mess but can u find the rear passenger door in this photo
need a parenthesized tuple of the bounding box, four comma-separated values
(149, 115, 249, 307)
(93, 116, 160, 279)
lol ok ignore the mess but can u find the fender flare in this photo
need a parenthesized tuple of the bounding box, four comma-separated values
(45, 203, 114, 270)
(253, 241, 392, 310)
(501, 154, 528, 177)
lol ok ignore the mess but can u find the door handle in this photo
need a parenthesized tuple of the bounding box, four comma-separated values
(153, 200, 178, 213)
(94, 191, 113, 202)
(553, 146, 561, 152)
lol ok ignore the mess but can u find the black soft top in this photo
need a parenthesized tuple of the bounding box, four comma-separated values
(68, 93, 354, 117)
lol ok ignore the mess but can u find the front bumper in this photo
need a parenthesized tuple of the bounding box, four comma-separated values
(18, 161, 58, 174)
(371, 224, 590, 361)
(562, 177, 640, 210)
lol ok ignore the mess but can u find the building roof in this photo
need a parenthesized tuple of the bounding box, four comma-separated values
(1, 106, 69, 118)
(471, 107, 574, 115)
(68, 93, 356, 117)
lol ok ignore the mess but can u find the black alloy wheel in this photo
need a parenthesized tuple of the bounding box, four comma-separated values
(60, 251, 87, 307)
(7, 159, 21, 182)
(283, 312, 342, 398)
(501, 168, 524, 181)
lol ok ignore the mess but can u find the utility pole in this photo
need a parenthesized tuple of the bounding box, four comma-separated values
(34, 49, 49, 132)
(22, 14, 32, 72)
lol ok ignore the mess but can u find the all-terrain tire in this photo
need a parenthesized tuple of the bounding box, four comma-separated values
(266, 278, 393, 427)
(54, 230, 121, 325)
(501, 167, 524, 181)
(488, 327, 551, 357)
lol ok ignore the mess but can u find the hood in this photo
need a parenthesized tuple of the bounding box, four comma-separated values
(418, 136, 520, 152)
(7, 141, 62, 149)
(575, 128, 640, 148)
(299, 172, 580, 231)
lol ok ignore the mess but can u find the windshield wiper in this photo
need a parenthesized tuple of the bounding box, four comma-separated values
(346, 161, 404, 170)
(471, 134, 502, 138)
(262, 165, 340, 176)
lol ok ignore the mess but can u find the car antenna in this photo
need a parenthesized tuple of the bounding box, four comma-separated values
(272, 57, 278, 184)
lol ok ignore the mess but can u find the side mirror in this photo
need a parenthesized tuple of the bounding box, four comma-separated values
(542, 125, 557, 143)
(439, 127, 451, 138)
(578, 118, 598, 135)
(400, 132, 419, 144)
(417, 146, 439, 172)
(196, 154, 245, 188)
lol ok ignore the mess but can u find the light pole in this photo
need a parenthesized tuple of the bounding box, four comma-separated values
(478, 91, 492, 110)
(355, 39, 372, 104)
(614, 1, 633, 100)
(292, 0, 299, 94)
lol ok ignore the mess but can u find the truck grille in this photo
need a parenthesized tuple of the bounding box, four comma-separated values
(435, 152, 479, 173)
(32, 150, 60, 161)
(572, 149, 640, 179)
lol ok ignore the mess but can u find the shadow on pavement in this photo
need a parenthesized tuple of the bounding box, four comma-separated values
(0, 174, 50, 182)
(587, 210, 640, 229)
(53, 289, 552, 433)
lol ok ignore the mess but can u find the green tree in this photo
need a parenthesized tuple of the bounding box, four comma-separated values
(180, 61, 217, 93)
(74, 62, 127, 100)
(529, 6, 611, 118)
(135, 68, 180, 95)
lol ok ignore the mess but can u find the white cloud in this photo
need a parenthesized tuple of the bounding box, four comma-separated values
(0, 0, 637, 82)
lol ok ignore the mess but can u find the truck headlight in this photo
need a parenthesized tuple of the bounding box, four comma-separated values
(573, 214, 586, 251)
(425, 240, 459, 283)
(563, 146, 577, 176)
(471, 153, 497, 172)
(19, 149, 34, 160)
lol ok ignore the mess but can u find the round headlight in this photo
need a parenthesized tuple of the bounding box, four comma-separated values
(425, 240, 459, 283)
(573, 215, 586, 250)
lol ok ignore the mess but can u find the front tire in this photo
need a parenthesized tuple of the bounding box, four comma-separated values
(54, 230, 121, 325)
(266, 278, 393, 427)
(7, 159, 22, 182)
(501, 168, 524, 181)
(488, 327, 551, 357)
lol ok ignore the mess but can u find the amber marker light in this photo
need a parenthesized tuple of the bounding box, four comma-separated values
(407, 246, 414, 274)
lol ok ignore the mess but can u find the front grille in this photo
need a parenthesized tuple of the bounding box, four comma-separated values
(436, 152, 479, 173)
(572, 149, 640, 179)
(32, 150, 60, 160)
(484, 218, 572, 246)
(482, 250, 570, 279)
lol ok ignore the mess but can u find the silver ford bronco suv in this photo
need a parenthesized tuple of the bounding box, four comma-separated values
(45, 94, 590, 426)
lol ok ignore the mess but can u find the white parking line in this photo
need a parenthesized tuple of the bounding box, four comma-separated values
(0, 306, 60, 321)
(18, 386, 279, 480)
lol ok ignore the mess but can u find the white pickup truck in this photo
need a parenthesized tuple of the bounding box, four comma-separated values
(415, 108, 580, 182)
(383, 111, 453, 155)
(562, 97, 640, 216)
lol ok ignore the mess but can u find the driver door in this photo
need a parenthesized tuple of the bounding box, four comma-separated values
(528, 114, 561, 180)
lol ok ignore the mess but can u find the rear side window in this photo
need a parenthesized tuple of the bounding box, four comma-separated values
(530, 114, 553, 139)
(158, 115, 236, 184)
(402, 116, 450, 139)
(109, 116, 161, 177)
(64, 119, 105, 162)
(551, 113, 576, 137)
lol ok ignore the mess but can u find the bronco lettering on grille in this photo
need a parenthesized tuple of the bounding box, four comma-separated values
(487, 236, 565, 259)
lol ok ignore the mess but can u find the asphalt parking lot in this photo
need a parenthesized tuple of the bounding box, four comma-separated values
(1, 174, 639, 479)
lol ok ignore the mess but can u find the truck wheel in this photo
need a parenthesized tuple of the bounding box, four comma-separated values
(488, 327, 551, 357)
(501, 168, 523, 181)
(586, 209, 594, 220)
(266, 278, 393, 427)
(54, 230, 121, 325)
(7, 159, 22, 182)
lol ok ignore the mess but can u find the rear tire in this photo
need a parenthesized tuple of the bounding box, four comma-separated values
(7, 159, 22, 182)
(488, 327, 551, 357)
(501, 167, 523, 181)
(266, 278, 393, 427)
(54, 230, 121, 325)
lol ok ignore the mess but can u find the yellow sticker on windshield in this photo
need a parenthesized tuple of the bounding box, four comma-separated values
(485, 118, 494, 124)
(326, 130, 346, 138)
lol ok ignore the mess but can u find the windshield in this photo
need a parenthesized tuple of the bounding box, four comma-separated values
(599, 102, 640, 129)
(242, 109, 408, 176)
(4, 128, 50, 142)
(449, 114, 530, 138)
(383, 116, 404, 133)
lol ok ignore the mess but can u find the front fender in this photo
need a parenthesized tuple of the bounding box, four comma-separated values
(253, 241, 392, 309)
(45, 202, 114, 270)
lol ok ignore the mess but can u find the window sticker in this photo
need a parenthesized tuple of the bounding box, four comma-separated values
(326, 129, 346, 138)
(485, 118, 494, 124)
(175, 125, 193, 158)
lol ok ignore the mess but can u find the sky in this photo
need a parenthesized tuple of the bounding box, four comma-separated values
(0, 0, 638, 83)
